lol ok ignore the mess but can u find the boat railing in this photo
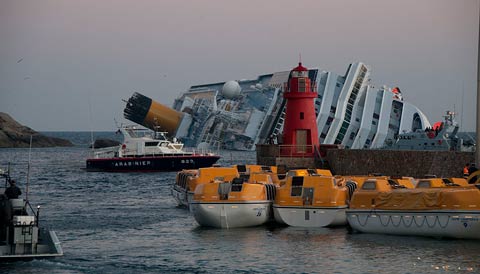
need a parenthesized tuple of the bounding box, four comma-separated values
(120, 147, 217, 157)
(25, 200, 40, 226)
(183, 147, 217, 156)
(10, 199, 39, 226)
(93, 147, 118, 158)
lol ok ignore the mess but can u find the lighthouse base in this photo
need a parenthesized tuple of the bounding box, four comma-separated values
(255, 144, 328, 169)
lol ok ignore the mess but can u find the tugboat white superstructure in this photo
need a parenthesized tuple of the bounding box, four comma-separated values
(86, 125, 220, 172)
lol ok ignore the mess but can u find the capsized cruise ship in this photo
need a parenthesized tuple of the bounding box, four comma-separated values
(124, 62, 431, 151)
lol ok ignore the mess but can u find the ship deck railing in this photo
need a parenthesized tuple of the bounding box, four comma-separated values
(94, 147, 217, 158)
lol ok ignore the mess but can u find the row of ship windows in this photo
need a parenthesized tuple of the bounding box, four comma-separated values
(335, 121, 350, 143)
(320, 73, 393, 146)
(320, 108, 399, 145)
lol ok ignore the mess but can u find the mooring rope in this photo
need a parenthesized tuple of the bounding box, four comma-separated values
(351, 213, 451, 229)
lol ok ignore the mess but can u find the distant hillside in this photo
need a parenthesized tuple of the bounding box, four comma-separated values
(0, 112, 73, 148)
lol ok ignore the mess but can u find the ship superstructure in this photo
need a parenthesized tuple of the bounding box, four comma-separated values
(124, 62, 432, 151)
(382, 111, 475, 151)
(170, 73, 295, 150)
(315, 63, 430, 149)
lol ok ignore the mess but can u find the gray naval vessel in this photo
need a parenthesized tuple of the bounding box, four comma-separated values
(0, 168, 63, 261)
(382, 111, 475, 152)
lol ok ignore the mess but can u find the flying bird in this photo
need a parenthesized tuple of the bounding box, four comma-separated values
(17, 58, 23, 63)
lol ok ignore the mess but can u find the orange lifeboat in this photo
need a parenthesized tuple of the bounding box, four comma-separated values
(347, 177, 480, 239)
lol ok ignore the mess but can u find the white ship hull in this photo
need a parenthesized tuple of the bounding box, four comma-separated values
(347, 210, 480, 239)
(273, 206, 347, 227)
(190, 201, 272, 228)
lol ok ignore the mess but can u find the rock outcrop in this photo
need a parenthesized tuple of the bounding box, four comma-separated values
(0, 112, 73, 148)
(91, 138, 121, 149)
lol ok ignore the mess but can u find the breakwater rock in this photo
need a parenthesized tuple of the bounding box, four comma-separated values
(0, 112, 73, 148)
(91, 138, 121, 149)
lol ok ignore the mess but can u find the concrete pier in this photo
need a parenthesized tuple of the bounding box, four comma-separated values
(256, 144, 474, 178)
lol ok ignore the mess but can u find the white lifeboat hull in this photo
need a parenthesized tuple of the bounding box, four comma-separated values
(346, 210, 480, 239)
(190, 201, 272, 228)
(273, 206, 347, 227)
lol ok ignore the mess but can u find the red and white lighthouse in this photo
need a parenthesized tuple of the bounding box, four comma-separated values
(281, 62, 319, 156)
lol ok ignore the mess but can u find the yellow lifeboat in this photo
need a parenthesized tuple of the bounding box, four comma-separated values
(346, 177, 480, 239)
(172, 166, 239, 208)
(273, 170, 354, 227)
(172, 165, 278, 208)
(190, 171, 278, 228)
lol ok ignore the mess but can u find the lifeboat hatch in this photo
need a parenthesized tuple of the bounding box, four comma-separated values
(291, 176, 304, 196)
(441, 178, 458, 186)
(416, 180, 430, 188)
(218, 182, 232, 200)
(362, 180, 377, 190)
(302, 187, 314, 206)
(236, 165, 247, 173)
(231, 178, 244, 192)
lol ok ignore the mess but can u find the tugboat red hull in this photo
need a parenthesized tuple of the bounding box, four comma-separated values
(86, 155, 220, 172)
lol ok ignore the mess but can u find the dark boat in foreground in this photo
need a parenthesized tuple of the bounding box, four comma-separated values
(0, 168, 63, 261)
(86, 125, 221, 172)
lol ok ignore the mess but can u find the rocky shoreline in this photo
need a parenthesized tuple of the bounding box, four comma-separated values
(0, 112, 73, 148)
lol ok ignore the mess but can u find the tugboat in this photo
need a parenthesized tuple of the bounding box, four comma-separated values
(346, 177, 480, 239)
(0, 168, 63, 260)
(86, 125, 220, 172)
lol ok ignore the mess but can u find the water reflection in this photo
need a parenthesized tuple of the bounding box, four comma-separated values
(346, 232, 480, 273)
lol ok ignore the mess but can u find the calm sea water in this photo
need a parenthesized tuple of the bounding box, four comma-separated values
(0, 132, 479, 273)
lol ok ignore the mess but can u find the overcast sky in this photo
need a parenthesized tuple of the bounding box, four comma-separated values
(0, 0, 478, 131)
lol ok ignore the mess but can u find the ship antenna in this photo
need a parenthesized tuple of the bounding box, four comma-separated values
(114, 118, 119, 129)
(26, 135, 32, 202)
(461, 82, 464, 131)
(88, 92, 95, 155)
(5, 162, 10, 188)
